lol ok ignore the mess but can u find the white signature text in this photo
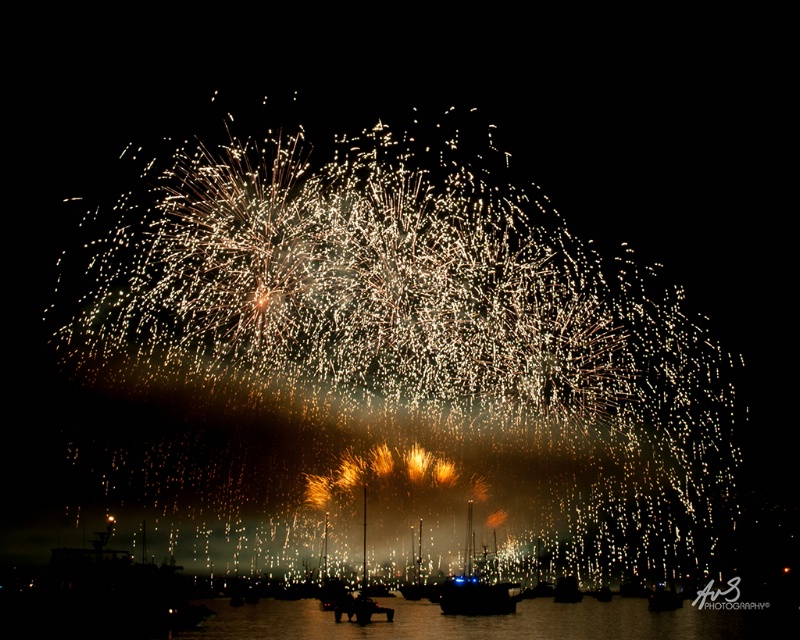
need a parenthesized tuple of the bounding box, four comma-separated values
(692, 577, 741, 609)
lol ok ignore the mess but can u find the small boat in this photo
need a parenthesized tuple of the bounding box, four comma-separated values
(399, 582, 429, 601)
(553, 575, 584, 603)
(273, 582, 309, 599)
(594, 585, 613, 602)
(400, 581, 438, 601)
(521, 579, 555, 599)
(648, 583, 684, 611)
(361, 583, 395, 597)
(319, 577, 353, 612)
(229, 595, 245, 607)
(620, 579, 650, 598)
(226, 576, 261, 604)
(426, 583, 444, 603)
(335, 593, 395, 624)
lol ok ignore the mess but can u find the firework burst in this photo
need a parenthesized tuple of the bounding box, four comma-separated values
(50, 103, 742, 587)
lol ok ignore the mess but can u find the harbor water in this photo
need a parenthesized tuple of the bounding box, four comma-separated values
(173, 593, 794, 640)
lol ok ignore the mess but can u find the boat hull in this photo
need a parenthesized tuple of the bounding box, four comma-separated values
(438, 579, 521, 615)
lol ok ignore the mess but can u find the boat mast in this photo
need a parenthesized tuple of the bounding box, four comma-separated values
(466, 500, 473, 577)
(142, 519, 147, 565)
(418, 518, 423, 586)
(362, 485, 368, 592)
(493, 529, 498, 579)
(410, 525, 415, 584)
(323, 512, 329, 580)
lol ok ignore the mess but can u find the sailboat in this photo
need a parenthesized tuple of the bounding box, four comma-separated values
(399, 519, 432, 601)
(522, 537, 555, 598)
(438, 501, 522, 615)
(318, 512, 352, 612)
(333, 486, 395, 624)
(593, 533, 613, 602)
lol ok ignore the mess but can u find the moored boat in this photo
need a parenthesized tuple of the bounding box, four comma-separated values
(438, 501, 522, 616)
(594, 585, 613, 602)
(648, 583, 684, 611)
(399, 518, 430, 601)
(9, 516, 215, 637)
(521, 579, 555, 599)
(553, 575, 584, 603)
(333, 486, 395, 624)
(399, 581, 438, 601)
(438, 575, 522, 615)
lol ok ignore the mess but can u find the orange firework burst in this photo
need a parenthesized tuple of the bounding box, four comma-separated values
(433, 458, 460, 488)
(304, 474, 331, 509)
(405, 443, 432, 483)
(334, 449, 365, 490)
(469, 474, 491, 502)
(487, 509, 508, 529)
(369, 443, 394, 478)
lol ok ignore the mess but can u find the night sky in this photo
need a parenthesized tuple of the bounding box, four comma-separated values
(6, 21, 795, 587)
